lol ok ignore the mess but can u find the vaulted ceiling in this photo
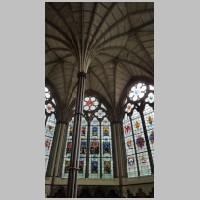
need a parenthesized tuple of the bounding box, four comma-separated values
(45, 2, 154, 112)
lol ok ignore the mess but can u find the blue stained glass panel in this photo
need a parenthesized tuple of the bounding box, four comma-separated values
(103, 142, 110, 154)
(91, 160, 98, 173)
(80, 141, 87, 154)
(92, 126, 98, 136)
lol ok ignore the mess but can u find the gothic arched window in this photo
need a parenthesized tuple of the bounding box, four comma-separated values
(62, 97, 113, 179)
(45, 87, 56, 172)
(123, 82, 154, 178)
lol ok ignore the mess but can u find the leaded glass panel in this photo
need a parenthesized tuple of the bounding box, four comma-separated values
(127, 154, 138, 177)
(101, 117, 113, 179)
(123, 114, 138, 177)
(45, 113, 56, 172)
(143, 104, 154, 160)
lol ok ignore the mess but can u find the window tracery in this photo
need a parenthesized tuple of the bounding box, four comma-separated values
(123, 82, 154, 177)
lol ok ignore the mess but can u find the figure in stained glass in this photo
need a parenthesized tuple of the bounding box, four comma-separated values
(90, 141, 99, 154)
(69, 127, 73, 136)
(136, 135, 145, 149)
(64, 161, 70, 173)
(45, 138, 51, 150)
(148, 115, 153, 125)
(80, 141, 87, 154)
(127, 139, 133, 149)
(135, 121, 140, 129)
(92, 126, 98, 136)
(128, 157, 134, 166)
(141, 154, 147, 165)
(124, 124, 131, 134)
(149, 130, 154, 144)
(67, 142, 72, 153)
(103, 142, 110, 154)
(91, 161, 98, 173)
(81, 127, 86, 136)
(104, 161, 111, 174)
(103, 127, 109, 136)
(79, 161, 84, 173)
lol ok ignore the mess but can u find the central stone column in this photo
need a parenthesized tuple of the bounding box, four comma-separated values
(67, 72, 86, 198)
(111, 121, 127, 197)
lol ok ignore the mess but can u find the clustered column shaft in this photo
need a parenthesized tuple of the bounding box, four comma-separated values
(67, 72, 86, 198)
(111, 121, 127, 197)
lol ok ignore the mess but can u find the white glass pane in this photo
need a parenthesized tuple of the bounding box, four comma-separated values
(91, 97, 95, 101)
(149, 85, 154, 91)
(141, 85, 147, 91)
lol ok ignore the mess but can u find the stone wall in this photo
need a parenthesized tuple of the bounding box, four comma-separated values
(45, 175, 154, 198)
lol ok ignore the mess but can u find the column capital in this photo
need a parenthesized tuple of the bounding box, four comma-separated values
(67, 70, 86, 198)
(77, 72, 87, 78)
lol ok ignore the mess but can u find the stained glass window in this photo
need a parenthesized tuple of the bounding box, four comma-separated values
(129, 83, 147, 101)
(62, 97, 113, 179)
(45, 87, 56, 173)
(143, 104, 154, 161)
(123, 114, 138, 177)
(101, 117, 113, 179)
(89, 117, 100, 178)
(123, 82, 154, 178)
(131, 110, 151, 176)
(78, 117, 87, 178)
(95, 109, 106, 118)
(62, 118, 88, 178)
(45, 114, 56, 172)
(125, 103, 134, 113)
(145, 92, 154, 104)
(62, 118, 74, 178)
(83, 97, 99, 111)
